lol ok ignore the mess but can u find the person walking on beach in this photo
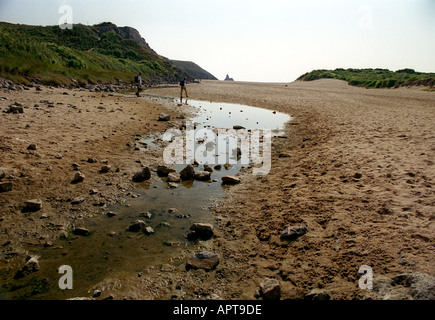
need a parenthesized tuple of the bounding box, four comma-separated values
(180, 77, 188, 103)
(136, 72, 143, 97)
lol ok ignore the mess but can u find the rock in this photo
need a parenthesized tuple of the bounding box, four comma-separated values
(87, 157, 98, 163)
(106, 211, 117, 217)
(71, 196, 85, 205)
(156, 165, 176, 176)
(233, 125, 245, 130)
(259, 278, 281, 300)
(73, 227, 90, 236)
(305, 289, 332, 300)
(24, 199, 43, 211)
(14, 256, 40, 279)
(158, 113, 171, 121)
(189, 223, 214, 240)
(27, 144, 37, 150)
(167, 182, 178, 189)
(7, 103, 24, 114)
(186, 251, 220, 271)
(140, 211, 152, 219)
(132, 167, 151, 182)
(100, 165, 111, 173)
(224, 163, 233, 170)
(194, 171, 212, 181)
(0, 182, 13, 192)
(214, 164, 222, 170)
(222, 176, 241, 185)
(73, 172, 85, 183)
(281, 223, 308, 240)
(128, 220, 146, 232)
(203, 164, 214, 173)
(168, 208, 178, 213)
(89, 189, 99, 195)
(143, 226, 155, 235)
(167, 172, 181, 182)
(54, 154, 63, 159)
(92, 290, 102, 298)
(180, 165, 195, 180)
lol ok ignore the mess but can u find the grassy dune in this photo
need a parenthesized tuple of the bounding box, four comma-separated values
(298, 68, 435, 89)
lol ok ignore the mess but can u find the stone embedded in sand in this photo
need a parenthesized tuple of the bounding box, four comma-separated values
(189, 223, 214, 240)
(128, 220, 146, 232)
(7, 103, 24, 114)
(180, 164, 195, 181)
(71, 196, 85, 205)
(87, 157, 98, 163)
(100, 165, 111, 173)
(281, 223, 308, 240)
(73, 172, 85, 183)
(259, 278, 281, 300)
(27, 144, 37, 150)
(73, 227, 90, 236)
(143, 226, 155, 235)
(167, 172, 181, 182)
(0, 182, 13, 192)
(14, 256, 40, 279)
(186, 251, 220, 271)
(132, 167, 151, 182)
(24, 199, 43, 211)
(158, 113, 171, 121)
(222, 176, 241, 185)
(194, 171, 212, 181)
(156, 165, 176, 177)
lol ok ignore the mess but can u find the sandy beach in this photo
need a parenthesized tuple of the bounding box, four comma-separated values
(1, 79, 434, 300)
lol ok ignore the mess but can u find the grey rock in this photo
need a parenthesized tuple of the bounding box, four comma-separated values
(259, 278, 281, 300)
(194, 171, 212, 181)
(100, 165, 111, 173)
(73, 172, 85, 183)
(24, 199, 43, 211)
(14, 256, 40, 279)
(186, 251, 220, 271)
(132, 167, 151, 182)
(222, 176, 241, 185)
(189, 223, 214, 240)
(129, 220, 146, 232)
(203, 164, 214, 173)
(281, 223, 308, 240)
(143, 226, 155, 235)
(305, 289, 332, 300)
(180, 165, 195, 181)
(71, 196, 85, 205)
(158, 113, 171, 121)
(73, 227, 90, 236)
(156, 165, 176, 176)
(167, 172, 181, 182)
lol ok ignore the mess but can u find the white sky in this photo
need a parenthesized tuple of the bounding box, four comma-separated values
(0, 0, 434, 82)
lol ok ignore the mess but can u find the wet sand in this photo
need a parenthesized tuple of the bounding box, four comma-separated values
(1, 80, 434, 300)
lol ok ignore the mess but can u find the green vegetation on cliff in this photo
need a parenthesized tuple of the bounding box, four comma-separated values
(0, 22, 186, 85)
(297, 68, 435, 88)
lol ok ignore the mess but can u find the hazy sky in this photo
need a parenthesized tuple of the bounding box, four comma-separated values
(0, 0, 434, 82)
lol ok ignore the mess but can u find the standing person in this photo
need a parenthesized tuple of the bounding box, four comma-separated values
(136, 72, 143, 97)
(180, 77, 188, 103)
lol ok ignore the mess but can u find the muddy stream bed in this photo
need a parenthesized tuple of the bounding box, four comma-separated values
(0, 98, 291, 300)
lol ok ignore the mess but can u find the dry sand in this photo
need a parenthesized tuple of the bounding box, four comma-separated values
(1, 80, 434, 300)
